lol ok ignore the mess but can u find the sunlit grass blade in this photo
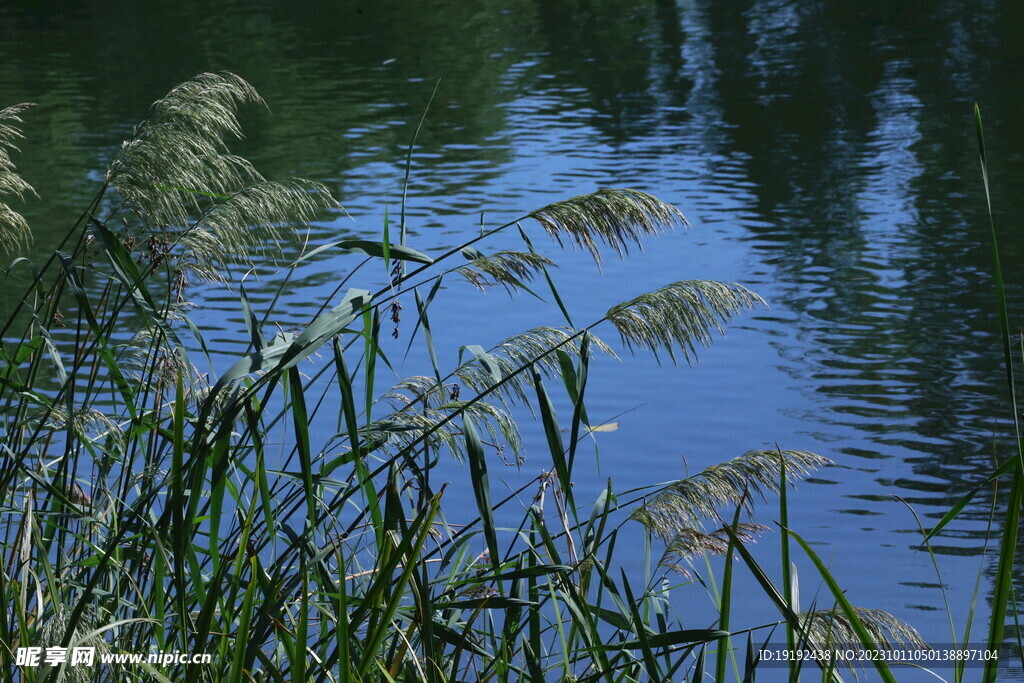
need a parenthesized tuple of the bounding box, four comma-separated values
(531, 368, 574, 516)
(463, 414, 499, 573)
(400, 81, 438, 249)
(240, 284, 266, 351)
(228, 556, 259, 683)
(403, 276, 443, 370)
(293, 237, 433, 267)
(207, 287, 370, 399)
(620, 569, 662, 680)
(923, 458, 1011, 541)
(559, 332, 591, 475)
(896, 496, 959, 652)
(715, 502, 744, 683)
(288, 366, 317, 524)
(778, 447, 798, 683)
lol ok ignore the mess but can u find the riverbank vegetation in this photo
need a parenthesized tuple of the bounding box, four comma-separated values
(0, 73, 1011, 681)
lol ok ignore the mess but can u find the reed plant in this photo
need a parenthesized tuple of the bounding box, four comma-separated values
(894, 104, 1024, 683)
(0, 73, 924, 682)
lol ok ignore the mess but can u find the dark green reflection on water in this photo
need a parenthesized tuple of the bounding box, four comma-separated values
(698, 2, 1022, 476)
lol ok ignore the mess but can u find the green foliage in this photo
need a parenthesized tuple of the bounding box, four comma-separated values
(0, 73, 923, 682)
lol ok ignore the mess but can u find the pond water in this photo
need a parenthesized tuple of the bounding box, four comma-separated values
(3, 0, 1024, 678)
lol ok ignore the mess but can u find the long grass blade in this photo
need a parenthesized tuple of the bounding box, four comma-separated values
(464, 415, 499, 572)
(975, 102, 1022, 683)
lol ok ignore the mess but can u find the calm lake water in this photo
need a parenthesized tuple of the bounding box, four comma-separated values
(4, 1, 1024, 678)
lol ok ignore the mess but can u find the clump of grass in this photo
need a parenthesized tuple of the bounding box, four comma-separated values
(0, 72, 921, 681)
